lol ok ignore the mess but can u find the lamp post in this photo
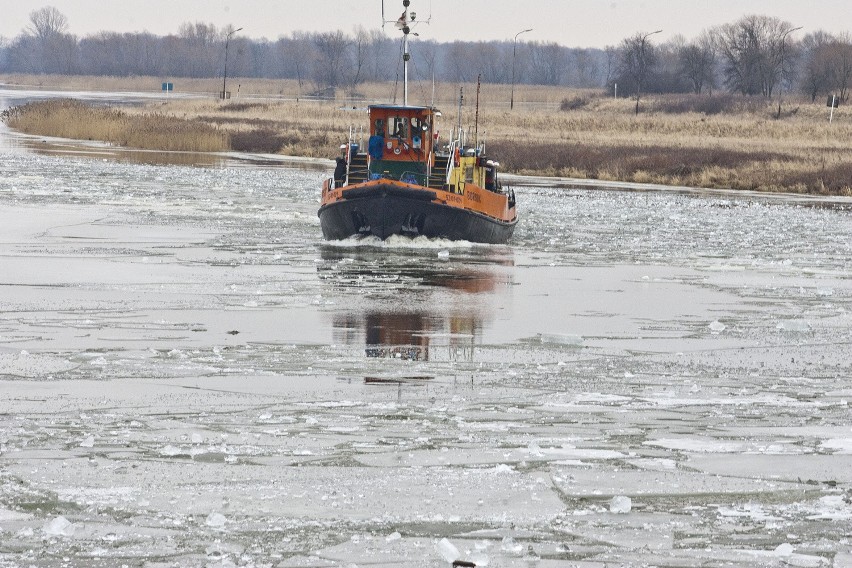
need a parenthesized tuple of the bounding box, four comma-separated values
(635, 29, 662, 115)
(510, 28, 532, 110)
(776, 26, 802, 119)
(222, 27, 242, 100)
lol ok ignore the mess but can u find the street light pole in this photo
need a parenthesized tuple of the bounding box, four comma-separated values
(776, 26, 802, 119)
(510, 28, 532, 110)
(635, 29, 662, 115)
(222, 27, 243, 100)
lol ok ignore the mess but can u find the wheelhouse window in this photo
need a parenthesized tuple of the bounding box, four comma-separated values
(391, 117, 409, 139)
(374, 118, 385, 137)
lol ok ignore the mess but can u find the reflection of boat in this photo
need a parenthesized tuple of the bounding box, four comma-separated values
(320, 246, 513, 362)
(318, 1, 518, 244)
(334, 311, 480, 362)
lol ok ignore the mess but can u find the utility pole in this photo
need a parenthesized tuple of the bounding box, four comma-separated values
(222, 27, 243, 100)
(776, 26, 803, 119)
(635, 29, 662, 115)
(510, 28, 532, 110)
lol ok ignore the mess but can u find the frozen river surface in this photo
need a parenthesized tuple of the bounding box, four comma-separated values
(2, 98, 852, 567)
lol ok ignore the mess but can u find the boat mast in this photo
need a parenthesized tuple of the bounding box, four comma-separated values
(401, 0, 411, 106)
(457, 87, 463, 144)
(474, 74, 481, 150)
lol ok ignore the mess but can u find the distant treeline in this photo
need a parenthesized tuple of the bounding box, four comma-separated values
(1, 7, 850, 103)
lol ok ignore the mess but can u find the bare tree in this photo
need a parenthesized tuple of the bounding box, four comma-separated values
(528, 41, 568, 86)
(276, 32, 313, 92)
(444, 41, 471, 83)
(21, 6, 76, 73)
(715, 15, 796, 97)
(27, 6, 68, 40)
(313, 30, 351, 90)
(175, 22, 220, 77)
(413, 39, 438, 84)
(618, 31, 661, 113)
(678, 32, 717, 94)
(573, 48, 601, 87)
(603, 45, 618, 88)
(830, 40, 852, 101)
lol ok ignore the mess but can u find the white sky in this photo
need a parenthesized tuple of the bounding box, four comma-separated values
(1, 1, 848, 48)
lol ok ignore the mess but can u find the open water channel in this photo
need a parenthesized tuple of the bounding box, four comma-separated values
(1, 89, 852, 567)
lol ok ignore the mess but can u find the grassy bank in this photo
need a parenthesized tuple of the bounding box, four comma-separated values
(3, 99, 228, 152)
(2, 74, 851, 195)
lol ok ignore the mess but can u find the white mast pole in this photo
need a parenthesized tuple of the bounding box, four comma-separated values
(402, 1, 410, 106)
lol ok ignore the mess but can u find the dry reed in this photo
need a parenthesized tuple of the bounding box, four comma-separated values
(4, 99, 228, 152)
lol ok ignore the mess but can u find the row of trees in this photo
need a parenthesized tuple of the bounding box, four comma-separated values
(614, 15, 852, 107)
(1, 7, 850, 104)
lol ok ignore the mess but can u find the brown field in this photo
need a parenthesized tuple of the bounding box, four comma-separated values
(2, 73, 851, 195)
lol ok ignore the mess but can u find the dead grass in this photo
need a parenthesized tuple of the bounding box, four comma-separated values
(3, 74, 852, 194)
(4, 99, 228, 152)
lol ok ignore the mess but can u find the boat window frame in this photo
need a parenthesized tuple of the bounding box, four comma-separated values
(374, 118, 385, 137)
(391, 116, 409, 139)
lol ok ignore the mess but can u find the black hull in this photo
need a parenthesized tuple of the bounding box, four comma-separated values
(319, 184, 516, 244)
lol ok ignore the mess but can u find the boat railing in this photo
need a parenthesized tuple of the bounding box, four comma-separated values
(343, 125, 368, 186)
(345, 126, 354, 185)
(444, 138, 458, 186)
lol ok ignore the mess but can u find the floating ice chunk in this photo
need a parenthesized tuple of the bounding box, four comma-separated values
(820, 439, 852, 454)
(43, 515, 75, 536)
(437, 250, 450, 260)
(609, 495, 632, 514)
(191, 433, 204, 444)
(494, 463, 514, 474)
(160, 445, 183, 456)
(537, 333, 583, 346)
(385, 531, 401, 542)
(774, 543, 794, 556)
(437, 537, 460, 562)
(80, 435, 94, 448)
(776, 320, 810, 332)
(0, 508, 32, 521)
(205, 512, 227, 528)
(501, 536, 523, 556)
(708, 320, 726, 333)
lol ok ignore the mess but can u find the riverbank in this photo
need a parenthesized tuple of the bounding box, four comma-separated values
(2, 74, 851, 195)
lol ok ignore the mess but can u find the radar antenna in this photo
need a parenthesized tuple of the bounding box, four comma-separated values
(381, 0, 430, 106)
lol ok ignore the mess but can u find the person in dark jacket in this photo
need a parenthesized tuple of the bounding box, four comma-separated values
(333, 145, 347, 188)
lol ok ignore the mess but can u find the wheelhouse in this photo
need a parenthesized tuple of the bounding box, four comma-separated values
(363, 104, 436, 186)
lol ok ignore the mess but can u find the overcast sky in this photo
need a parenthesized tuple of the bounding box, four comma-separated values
(1, 1, 849, 48)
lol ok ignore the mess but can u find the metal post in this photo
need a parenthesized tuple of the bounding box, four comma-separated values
(510, 28, 532, 110)
(222, 27, 242, 100)
(776, 26, 802, 119)
(635, 30, 662, 115)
